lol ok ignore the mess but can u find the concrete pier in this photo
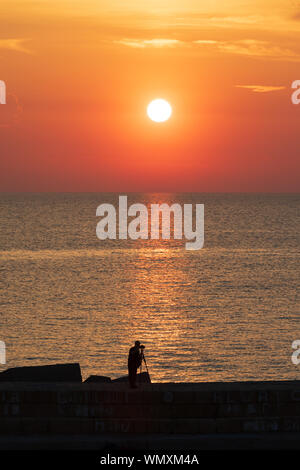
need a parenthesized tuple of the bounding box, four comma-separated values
(1, 380, 300, 449)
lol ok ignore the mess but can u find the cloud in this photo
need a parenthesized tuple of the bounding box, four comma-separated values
(193, 40, 218, 45)
(114, 38, 183, 48)
(113, 36, 300, 61)
(0, 39, 32, 54)
(193, 39, 299, 61)
(175, 14, 264, 28)
(235, 85, 286, 93)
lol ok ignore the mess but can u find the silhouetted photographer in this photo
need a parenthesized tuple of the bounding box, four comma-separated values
(128, 341, 145, 388)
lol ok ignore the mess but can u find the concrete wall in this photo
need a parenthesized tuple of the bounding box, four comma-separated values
(1, 381, 300, 437)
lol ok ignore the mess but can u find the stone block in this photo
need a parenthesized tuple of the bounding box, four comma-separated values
(282, 417, 300, 432)
(194, 391, 216, 403)
(218, 403, 261, 418)
(21, 418, 49, 434)
(112, 372, 150, 384)
(84, 375, 111, 383)
(216, 418, 242, 433)
(0, 363, 82, 383)
(0, 418, 22, 434)
(243, 418, 280, 433)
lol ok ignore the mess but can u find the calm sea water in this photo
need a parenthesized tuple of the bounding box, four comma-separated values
(0, 193, 299, 382)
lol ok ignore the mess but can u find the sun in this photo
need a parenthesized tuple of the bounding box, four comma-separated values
(147, 99, 172, 123)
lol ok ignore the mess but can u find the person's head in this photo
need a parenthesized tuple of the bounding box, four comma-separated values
(134, 341, 141, 348)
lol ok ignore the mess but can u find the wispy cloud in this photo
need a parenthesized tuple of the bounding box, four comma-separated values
(193, 39, 299, 61)
(114, 38, 183, 48)
(0, 39, 32, 54)
(113, 35, 299, 61)
(193, 40, 218, 45)
(236, 85, 286, 93)
(175, 14, 265, 28)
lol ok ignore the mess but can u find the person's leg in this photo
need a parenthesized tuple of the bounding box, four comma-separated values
(128, 365, 136, 388)
(132, 367, 137, 387)
(128, 366, 133, 387)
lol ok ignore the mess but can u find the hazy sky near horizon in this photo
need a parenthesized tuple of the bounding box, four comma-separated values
(0, 0, 299, 191)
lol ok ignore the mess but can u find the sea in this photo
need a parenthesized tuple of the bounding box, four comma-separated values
(0, 193, 299, 382)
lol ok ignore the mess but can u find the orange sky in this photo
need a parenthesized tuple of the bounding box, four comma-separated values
(0, 0, 299, 191)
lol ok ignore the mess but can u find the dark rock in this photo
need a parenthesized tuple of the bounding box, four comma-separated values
(112, 372, 151, 384)
(0, 363, 82, 383)
(84, 375, 111, 383)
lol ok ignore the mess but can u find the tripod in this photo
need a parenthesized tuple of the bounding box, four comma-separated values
(139, 350, 153, 389)
(141, 352, 149, 375)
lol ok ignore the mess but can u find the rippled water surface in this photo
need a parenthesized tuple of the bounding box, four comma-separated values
(0, 193, 299, 382)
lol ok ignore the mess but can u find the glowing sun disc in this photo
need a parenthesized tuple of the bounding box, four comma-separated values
(147, 99, 172, 122)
